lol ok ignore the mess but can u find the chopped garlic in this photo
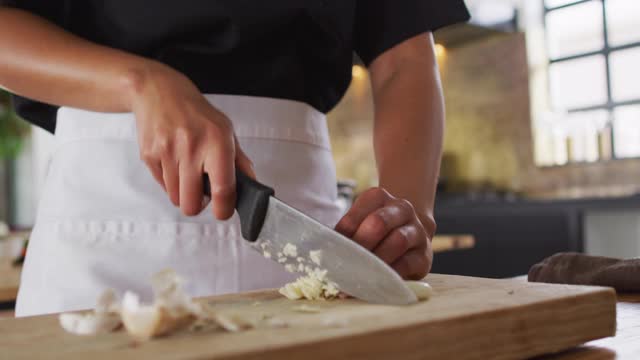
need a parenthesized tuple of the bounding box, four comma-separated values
(297, 263, 305, 272)
(277, 257, 287, 264)
(283, 243, 298, 257)
(279, 268, 340, 301)
(296, 257, 305, 263)
(263, 251, 271, 259)
(284, 264, 296, 273)
(279, 282, 304, 300)
(322, 280, 340, 298)
(309, 250, 322, 265)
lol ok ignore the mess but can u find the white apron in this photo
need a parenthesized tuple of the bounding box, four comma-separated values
(16, 95, 342, 317)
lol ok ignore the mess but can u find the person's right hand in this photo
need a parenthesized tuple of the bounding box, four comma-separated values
(129, 61, 255, 220)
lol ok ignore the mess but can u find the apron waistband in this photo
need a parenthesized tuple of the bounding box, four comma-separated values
(55, 95, 331, 150)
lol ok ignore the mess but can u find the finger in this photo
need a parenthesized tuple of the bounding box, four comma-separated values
(335, 187, 390, 238)
(161, 157, 180, 207)
(373, 224, 419, 264)
(204, 139, 236, 220)
(392, 248, 432, 280)
(178, 161, 204, 216)
(234, 138, 256, 180)
(352, 200, 414, 251)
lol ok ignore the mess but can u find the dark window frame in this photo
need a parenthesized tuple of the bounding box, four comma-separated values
(544, 0, 640, 160)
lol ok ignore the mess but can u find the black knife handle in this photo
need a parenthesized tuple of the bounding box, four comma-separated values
(203, 169, 274, 242)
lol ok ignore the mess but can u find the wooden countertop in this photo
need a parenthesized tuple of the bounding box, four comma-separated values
(0, 258, 20, 303)
(542, 293, 640, 359)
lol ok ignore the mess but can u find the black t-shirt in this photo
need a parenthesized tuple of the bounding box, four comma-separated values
(5, 1, 469, 133)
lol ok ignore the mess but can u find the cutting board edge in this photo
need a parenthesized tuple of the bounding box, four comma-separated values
(207, 286, 617, 360)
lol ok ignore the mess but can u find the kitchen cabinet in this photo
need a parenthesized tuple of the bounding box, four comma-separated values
(431, 193, 640, 278)
(432, 205, 580, 278)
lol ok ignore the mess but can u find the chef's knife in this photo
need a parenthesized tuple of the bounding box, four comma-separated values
(204, 170, 418, 305)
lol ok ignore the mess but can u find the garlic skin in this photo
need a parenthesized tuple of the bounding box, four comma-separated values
(59, 312, 121, 336)
(58, 289, 121, 336)
(405, 281, 433, 301)
(60, 270, 204, 340)
(120, 292, 196, 340)
(120, 270, 201, 340)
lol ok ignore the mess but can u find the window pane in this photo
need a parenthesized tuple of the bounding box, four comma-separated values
(549, 55, 607, 110)
(613, 105, 640, 158)
(546, 1, 604, 59)
(610, 47, 640, 102)
(606, 0, 640, 46)
(564, 110, 607, 163)
(545, 0, 582, 9)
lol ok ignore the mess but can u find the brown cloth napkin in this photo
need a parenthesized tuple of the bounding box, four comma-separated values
(528, 252, 640, 292)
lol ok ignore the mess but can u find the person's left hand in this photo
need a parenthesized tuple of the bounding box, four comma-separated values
(334, 187, 434, 280)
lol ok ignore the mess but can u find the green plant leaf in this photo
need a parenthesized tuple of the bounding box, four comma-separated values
(0, 89, 30, 159)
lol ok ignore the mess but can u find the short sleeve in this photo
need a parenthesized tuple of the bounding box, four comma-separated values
(354, 0, 470, 66)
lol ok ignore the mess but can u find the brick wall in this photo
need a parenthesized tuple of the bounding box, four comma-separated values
(328, 32, 640, 198)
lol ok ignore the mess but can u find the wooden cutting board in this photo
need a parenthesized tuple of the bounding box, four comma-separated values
(0, 274, 616, 360)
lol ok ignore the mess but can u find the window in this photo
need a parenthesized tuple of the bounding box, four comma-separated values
(544, 0, 640, 162)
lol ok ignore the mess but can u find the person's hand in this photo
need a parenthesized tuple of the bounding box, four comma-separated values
(129, 61, 255, 220)
(334, 187, 435, 280)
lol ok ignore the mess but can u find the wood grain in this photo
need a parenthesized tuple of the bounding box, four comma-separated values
(0, 274, 616, 360)
(539, 295, 640, 360)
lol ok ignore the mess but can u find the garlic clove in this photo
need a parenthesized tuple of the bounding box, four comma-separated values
(59, 312, 121, 336)
(120, 291, 196, 340)
(405, 281, 433, 301)
(59, 288, 122, 336)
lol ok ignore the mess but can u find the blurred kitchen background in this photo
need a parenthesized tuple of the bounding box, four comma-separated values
(1, 0, 640, 280)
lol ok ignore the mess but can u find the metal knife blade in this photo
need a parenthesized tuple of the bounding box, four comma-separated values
(203, 170, 418, 305)
(252, 197, 418, 305)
